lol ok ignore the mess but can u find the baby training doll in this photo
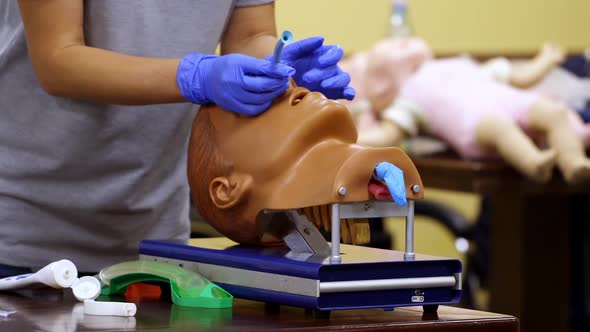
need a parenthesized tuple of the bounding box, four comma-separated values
(342, 37, 590, 183)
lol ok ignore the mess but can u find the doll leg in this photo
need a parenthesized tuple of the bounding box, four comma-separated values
(527, 99, 590, 183)
(475, 113, 557, 182)
(567, 110, 590, 147)
(572, 78, 590, 145)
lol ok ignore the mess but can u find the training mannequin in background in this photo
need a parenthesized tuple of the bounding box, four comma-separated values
(523, 61, 590, 115)
(343, 37, 590, 183)
(187, 81, 423, 245)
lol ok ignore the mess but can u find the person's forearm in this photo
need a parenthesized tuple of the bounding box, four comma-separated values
(40, 45, 184, 105)
(18, 0, 186, 105)
(221, 33, 277, 59)
(219, 3, 278, 59)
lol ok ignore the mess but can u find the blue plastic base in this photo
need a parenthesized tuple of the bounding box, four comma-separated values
(139, 238, 462, 311)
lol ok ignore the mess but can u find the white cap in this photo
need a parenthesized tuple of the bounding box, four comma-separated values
(51, 259, 78, 288)
(72, 276, 101, 301)
(84, 300, 137, 317)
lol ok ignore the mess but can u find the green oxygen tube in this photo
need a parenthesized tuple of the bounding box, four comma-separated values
(99, 261, 232, 308)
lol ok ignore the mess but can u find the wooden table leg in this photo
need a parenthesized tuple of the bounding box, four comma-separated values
(489, 190, 572, 332)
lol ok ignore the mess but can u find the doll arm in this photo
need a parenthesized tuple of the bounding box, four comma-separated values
(356, 98, 421, 147)
(356, 119, 407, 147)
(509, 43, 566, 88)
(481, 43, 566, 88)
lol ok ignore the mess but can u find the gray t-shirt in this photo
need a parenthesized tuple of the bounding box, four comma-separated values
(0, 0, 272, 271)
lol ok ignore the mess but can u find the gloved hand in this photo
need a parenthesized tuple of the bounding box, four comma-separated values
(177, 53, 295, 116)
(374, 162, 407, 206)
(276, 36, 355, 100)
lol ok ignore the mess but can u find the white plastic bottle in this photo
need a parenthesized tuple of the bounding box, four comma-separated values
(390, 0, 413, 37)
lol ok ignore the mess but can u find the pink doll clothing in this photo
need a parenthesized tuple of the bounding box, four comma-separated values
(397, 57, 540, 159)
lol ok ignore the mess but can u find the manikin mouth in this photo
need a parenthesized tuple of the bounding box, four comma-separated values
(276, 178, 392, 246)
(296, 180, 392, 245)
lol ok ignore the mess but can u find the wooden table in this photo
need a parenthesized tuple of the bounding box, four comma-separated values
(412, 151, 590, 332)
(0, 287, 518, 331)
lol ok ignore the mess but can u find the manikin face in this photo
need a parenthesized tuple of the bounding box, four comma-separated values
(188, 81, 422, 243)
(205, 81, 358, 184)
(365, 37, 433, 112)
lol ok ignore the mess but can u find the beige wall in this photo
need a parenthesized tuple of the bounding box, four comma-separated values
(276, 0, 590, 55)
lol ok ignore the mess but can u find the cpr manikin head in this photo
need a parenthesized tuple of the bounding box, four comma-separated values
(188, 81, 422, 244)
(365, 37, 433, 113)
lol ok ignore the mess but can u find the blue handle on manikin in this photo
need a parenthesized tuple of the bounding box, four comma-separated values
(374, 162, 407, 206)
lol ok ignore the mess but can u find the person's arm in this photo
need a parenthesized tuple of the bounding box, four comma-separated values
(220, 2, 278, 58)
(509, 42, 566, 88)
(18, 0, 184, 105)
(221, 2, 355, 100)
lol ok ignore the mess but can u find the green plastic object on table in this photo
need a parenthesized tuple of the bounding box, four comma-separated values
(99, 260, 232, 308)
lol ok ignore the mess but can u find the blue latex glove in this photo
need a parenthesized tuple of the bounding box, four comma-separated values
(374, 162, 407, 206)
(277, 36, 355, 100)
(177, 53, 295, 116)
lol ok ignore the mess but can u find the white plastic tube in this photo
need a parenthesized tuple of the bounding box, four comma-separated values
(0, 259, 78, 290)
(84, 300, 137, 317)
(0, 310, 16, 317)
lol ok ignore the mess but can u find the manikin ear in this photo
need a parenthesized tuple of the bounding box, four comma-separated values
(209, 173, 253, 209)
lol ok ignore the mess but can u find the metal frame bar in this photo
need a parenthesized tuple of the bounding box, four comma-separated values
(330, 200, 416, 264)
(330, 204, 341, 263)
